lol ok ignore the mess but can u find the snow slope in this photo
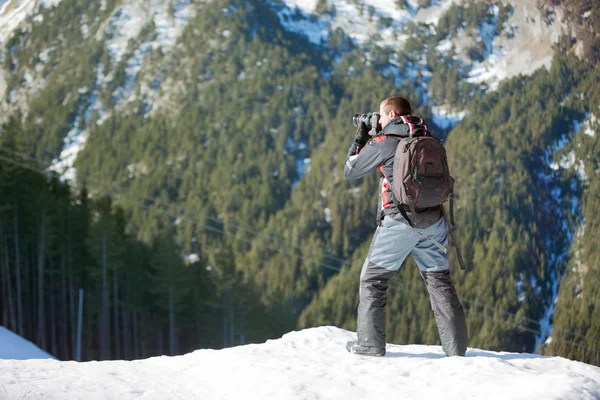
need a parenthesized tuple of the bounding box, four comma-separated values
(1, 326, 599, 399)
(0, 326, 54, 361)
(275, 0, 564, 92)
(0, 0, 63, 45)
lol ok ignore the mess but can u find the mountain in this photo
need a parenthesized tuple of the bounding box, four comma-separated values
(1, 326, 600, 399)
(0, 0, 599, 366)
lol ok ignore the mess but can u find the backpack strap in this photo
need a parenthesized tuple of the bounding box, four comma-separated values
(449, 192, 456, 229)
(443, 197, 466, 270)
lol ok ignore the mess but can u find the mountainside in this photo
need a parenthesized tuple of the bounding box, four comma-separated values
(1, 0, 599, 366)
(2, 326, 600, 400)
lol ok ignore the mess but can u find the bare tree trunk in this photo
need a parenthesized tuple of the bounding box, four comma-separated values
(140, 311, 147, 359)
(37, 219, 46, 349)
(157, 326, 163, 356)
(229, 290, 234, 347)
(169, 286, 176, 356)
(122, 304, 129, 360)
(222, 292, 228, 348)
(194, 289, 202, 348)
(132, 309, 139, 360)
(2, 221, 17, 331)
(14, 212, 23, 336)
(101, 232, 109, 360)
(1, 226, 7, 329)
(68, 238, 76, 358)
(50, 267, 58, 358)
(26, 251, 34, 337)
(86, 306, 93, 361)
(113, 267, 120, 359)
(60, 255, 69, 359)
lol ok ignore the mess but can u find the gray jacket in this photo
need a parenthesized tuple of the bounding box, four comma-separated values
(344, 115, 442, 228)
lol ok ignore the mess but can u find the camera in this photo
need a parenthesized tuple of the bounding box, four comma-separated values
(352, 112, 381, 136)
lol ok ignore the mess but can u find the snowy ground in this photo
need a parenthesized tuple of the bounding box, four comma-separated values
(1, 326, 600, 399)
(0, 326, 54, 361)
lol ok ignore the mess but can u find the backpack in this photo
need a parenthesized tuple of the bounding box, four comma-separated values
(389, 135, 466, 270)
(391, 135, 454, 214)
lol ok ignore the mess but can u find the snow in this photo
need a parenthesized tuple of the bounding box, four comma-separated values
(183, 253, 199, 265)
(273, 3, 328, 45)
(550, 150, 576, 170)
(533, 112, 593, 350)
(582, 113, 596, 138)
(50, 0, 194, 180)
(273, 0, 413, 47)
(415, 0, 460, 25)
(150, 0, 193, 52)
(0, 326, 54, 360)
(38, 46, 55, 62)
(431, 105, 466, 131)
(467, 53, 505, 91)
(516, 273, 525, 302)
(48, 63, 107, 181)
(103, 0, 193, 62)
(48, 117, 89, 182)
(292, 157, 311, 189)
(548, 117, 590, 183)
(101, 0, 194, 110)
(324, 207, 331, 223)
(1, 326, 600, 399)
(103, 3, 149, 63)
(436, 38, 453, 52)
(0, 0, 65, 44)
(465, 1, 561, 91)
(0, 0, 38, 45)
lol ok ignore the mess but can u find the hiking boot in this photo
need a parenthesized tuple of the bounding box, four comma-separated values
(346, 340, 386, 356)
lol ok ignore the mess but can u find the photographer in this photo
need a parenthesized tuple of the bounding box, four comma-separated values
(344, 96, 468, 357)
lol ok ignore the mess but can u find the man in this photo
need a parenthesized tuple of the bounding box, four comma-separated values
(344, 96, 468, 357)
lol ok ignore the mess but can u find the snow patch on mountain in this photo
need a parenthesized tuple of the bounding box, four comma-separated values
(0, 0, 63, 45)
(534, 113, 593, 351)
(431, 105, 466, 131)
(2, 326, 600, 399)
(466, 0, 563, 91)
(273, 0, 565, 93)
(549, 116, 590, 182)
(45, 0, 195, 180)
(274, 0, 413, 47)
(415, 0, 460, 25)
(49, 64, 107, 182)
(582, 113, 597, 138)
(100, 0, 193, 63)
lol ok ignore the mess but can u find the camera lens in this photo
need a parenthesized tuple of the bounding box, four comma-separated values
(352, 113, 371, 128)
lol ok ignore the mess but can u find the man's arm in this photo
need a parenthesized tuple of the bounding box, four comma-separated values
(344, 138, 383, 179)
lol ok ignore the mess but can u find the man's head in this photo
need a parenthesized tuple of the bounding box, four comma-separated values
(379, 96, 411, 128)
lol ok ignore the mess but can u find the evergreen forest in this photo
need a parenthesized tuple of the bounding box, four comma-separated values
(1, 0, 599, 366)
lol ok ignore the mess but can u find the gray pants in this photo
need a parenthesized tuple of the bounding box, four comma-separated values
(357, 215, 468, 356)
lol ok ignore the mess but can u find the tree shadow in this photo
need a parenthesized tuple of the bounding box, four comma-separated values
(385, 351, 446, 359)
(384, 348, 548, 361)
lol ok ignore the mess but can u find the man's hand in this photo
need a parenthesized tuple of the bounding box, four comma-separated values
(354, 124, 370, 147)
